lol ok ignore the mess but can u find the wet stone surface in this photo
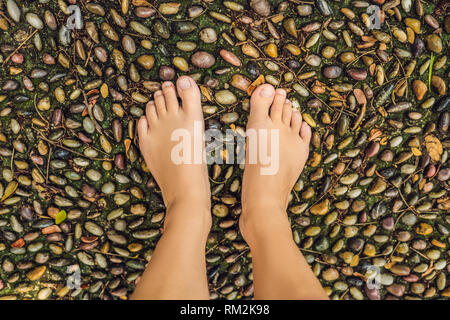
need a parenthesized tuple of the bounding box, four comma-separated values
(0, 0, 448, 300)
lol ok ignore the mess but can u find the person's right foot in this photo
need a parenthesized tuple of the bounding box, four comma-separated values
(240, 84, 312, 244)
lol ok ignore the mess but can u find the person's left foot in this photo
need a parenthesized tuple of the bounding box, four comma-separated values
(137, 76, 211, 229)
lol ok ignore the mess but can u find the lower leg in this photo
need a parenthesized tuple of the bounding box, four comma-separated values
(131, 200, 211, 299)
(241, 206, 328, 300)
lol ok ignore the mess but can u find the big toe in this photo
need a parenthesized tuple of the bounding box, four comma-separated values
(249, 84, 275, 122)
(176, 76, 201, 114)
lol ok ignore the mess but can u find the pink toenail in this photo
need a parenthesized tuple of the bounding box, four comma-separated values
(277, 89, 286, 95)
(154, 91, 162, 96)
(260, 85, 274, 97)
(178, 77, 191, 90)
(285, 99, 291, 104)
(162, 82, 172, 88)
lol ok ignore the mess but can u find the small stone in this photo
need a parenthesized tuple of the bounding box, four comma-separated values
(159, 66, 175, 81)
(364, 285, 381, 300)
(425, 34, 443, 53)
(199, 28, 217, 43)
(323, 66, 342, 79)
(386, 284, 405, 297)
(322, 268, 339, 281)
(27, 266, 46, 281)
(416, 223, 433, 235)
(191, 51, 216, 68)
(365, 141, 380, 157)
(348, 238, 365, 251)
(404, 18, 421, 34)
(368, 178, 387, 195)
(310, 199, 329, 215)
(230, 74, 251, 91)
(381, 216, 395, 230)
(412, 80, 427, 101)
(347, 68, 367, 80)
(215, 90, 237, 105)
(250, 0, 271, 16)
(137, 55, 155, 70)
(220, 49, 241, 67)
(390, 264, 410, 276)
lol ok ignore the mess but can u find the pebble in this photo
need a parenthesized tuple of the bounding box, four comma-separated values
(220, 49, 241, 67)
(386, 284, 405, 297)
(390, 265, 410, 276)
(250, 0, 271, 16)
(323, 66, 342, 79)
(191, 51, 216, 68)
(215, 90, 237, 105)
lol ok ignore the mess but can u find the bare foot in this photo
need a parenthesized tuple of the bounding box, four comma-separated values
(240, 84, 312, 244)
(137, 76, 211, 230)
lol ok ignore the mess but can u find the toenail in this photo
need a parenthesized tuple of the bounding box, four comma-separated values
(260, 85, 274, 97)
(276, 89, 286, 96)
(154, 91, 162, 96)
(285, 98, 291, 104)
(178, 77, 191, 90)
(162, 82, 172, 88)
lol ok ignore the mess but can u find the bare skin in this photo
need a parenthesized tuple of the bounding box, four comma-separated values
(132, 76, 211, 299)
(240, 84, 329, 300)
(132, 76, 328, 300)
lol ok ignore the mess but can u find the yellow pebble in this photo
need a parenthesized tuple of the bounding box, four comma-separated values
(100, 83, 109, 98)
(404, 18, 421, 34)
(172, 56, 189, 72)
(310, 199, 329, 215)
(406, 27, 415, 44)
(265, 43, 278, 58)
(302, 112, 317, 127)
(27, 266, 46, 281)
(442, 288, 450, 297)
(363, 243, 376, 257)
(431, 239, 446, 248)
(284, 43, 301, 56)
(350, 254, 360, 267)
(416, 222, 433, 235)
(141, 39, 152, 49)
(308, 152, 322, 167)
(128, 243, 143, 252)
(9, 66, 22, 75)
(271, 14, 284, 23)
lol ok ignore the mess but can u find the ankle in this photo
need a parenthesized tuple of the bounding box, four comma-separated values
(240, 216, 294, 249)
(164, 197, 212, 235)
(240, 205, 292, 247)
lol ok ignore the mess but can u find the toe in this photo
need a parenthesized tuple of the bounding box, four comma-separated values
(176, 76, 201, 114)
(162, 81, 179, 113)
(154, 90, 166, 117)
(300, 121, 312, 144)
(281, 99, 293, 125)
(137, 116, 149, 138)
(145, 100, 158, 124)
(270, 88, 286, 122)
(291, 109, 302, 132)
(249, 84, 275, 122)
